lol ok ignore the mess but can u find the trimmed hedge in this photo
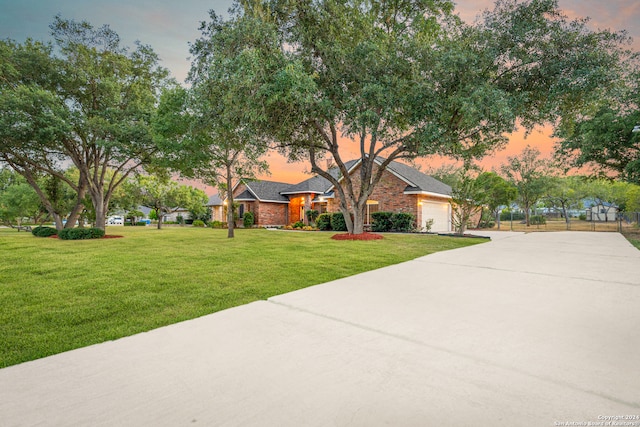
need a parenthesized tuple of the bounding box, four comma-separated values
(391, 212, 415, 232)
(371, 212, 393, 232)
(192, 220, 205, 227)
(57, 227, 105, 240)
(316, 213, 332, 230)
(371, 211, 415, 232)
(32, 226, 58, 238)
(330, 212, 348, 231)
(243, 212, 254, 228)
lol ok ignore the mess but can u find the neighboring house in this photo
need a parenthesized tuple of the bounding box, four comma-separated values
(230, 157, 453, 232)
(585, 201, 619, 222)
(207, 194, 224, 222)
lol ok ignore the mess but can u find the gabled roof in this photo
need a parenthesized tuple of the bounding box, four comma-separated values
(326, 157, 452, 198)
(384, 160, 452, 197)
(242, 180, 291, 203)
(280, 160, 360, 195)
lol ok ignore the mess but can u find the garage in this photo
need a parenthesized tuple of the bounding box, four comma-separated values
(421, 201, 451, 232)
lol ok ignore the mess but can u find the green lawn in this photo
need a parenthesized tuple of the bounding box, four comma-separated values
(0, 227, 483, 368)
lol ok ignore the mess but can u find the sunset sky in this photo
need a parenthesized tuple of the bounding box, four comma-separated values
(1, 0, 639, 192)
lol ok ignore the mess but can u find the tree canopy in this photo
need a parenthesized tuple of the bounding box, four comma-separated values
(0, 17, 170, 230)
(199, 0, 630, 233)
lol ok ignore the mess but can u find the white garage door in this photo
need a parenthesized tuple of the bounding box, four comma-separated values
(421, 202, 451, 233)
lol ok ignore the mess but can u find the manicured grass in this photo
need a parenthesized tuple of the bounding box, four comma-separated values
(0, 227, 483, 368)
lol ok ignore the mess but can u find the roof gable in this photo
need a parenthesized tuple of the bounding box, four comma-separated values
(244, 180, 291, 202)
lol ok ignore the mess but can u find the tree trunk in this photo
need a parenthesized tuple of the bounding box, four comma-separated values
(226, 172, 235, 238)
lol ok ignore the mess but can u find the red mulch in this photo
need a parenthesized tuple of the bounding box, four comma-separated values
(331, 233, 384, 240)
(48, 235, 124, 239)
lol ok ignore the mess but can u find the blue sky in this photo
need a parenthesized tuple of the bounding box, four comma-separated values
(1, 0, 638, 84)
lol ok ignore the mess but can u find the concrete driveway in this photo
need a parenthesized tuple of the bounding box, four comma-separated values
(1, 231, 639, 426)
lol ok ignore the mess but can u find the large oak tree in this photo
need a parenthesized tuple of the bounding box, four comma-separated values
(202, 0, 628, 234)
(0, 17, 170, 230)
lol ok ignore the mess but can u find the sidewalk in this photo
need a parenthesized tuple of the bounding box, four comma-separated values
(1, 232, 639, 426)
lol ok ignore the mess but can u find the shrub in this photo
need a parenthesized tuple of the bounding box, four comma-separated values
(305, 209, 319, 224)
(316, 213, 332, 230)
(579, 213, 587, 221)
(135, 221, 148, 227)
(192, 220, 205, 227)
(243, 212, 254, 228)
(210, 221, 226, 229)
(330, 212, 347, 231)
(292, 220, 305, 229)
(58, 227, 105, 240)
(371, 211, 393, 232)
(500, 210, 525, 221)
(423, 218, 434, 232)
(32, 226, 58, 237)
(391, 212, 415, 232)
(530, 215, 546, 225)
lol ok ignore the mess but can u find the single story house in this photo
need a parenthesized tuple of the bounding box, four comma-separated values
(230, 157, 453, 232)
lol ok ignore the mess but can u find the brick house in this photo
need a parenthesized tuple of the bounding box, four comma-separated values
(230, 158, 453, 232)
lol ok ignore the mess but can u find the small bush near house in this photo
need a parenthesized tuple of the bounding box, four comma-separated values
(423, 218, 434, 232)
(210, 221, 226, 229)
(579, 213, 587, 221)
(31, 226, 58, 238)
(371, 212, 393, 232)
(316, 213, 332, 231)
(330, 212, 347, 231)
(530, 215, 546, 225)
(58, 227, 105, 240)
(243, 212, 254, 228)
(135, 221, 148, 227)
(192, 220, 205, 227)
(305, 209, 319, 224)
(391, 212, 415, 232)
(292, 220, 305, 229)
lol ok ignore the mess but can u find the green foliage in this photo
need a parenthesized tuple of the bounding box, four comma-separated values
(477, 211, 496, 229)
(371, 212, 394, 232)
(391, 213, 415, 232)
(292, 220, 305, 229)
(316, 213, 332, 231)
(58, 228, 105, 240)
(305, 209, 319, 223)
(31, 226, 57, 237)
(330, 212, 348, 232)
(530, 215, 547, 225)
(209, 0, 628, 233)
(579, 213, 587, 221)
(210, 221, 226, 229)
(192, 220, 205, 227)
(242, 212, 254, 228)
(500, 211, 526, 221)
(135, 221, 148, 227)
(0, 18, 170, 230)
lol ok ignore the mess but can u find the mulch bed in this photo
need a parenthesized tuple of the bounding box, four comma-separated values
(48, 235, 124, 239)
(331, 233, 384, 241)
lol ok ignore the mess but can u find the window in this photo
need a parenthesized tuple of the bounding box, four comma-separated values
(366, 200, 379, 225)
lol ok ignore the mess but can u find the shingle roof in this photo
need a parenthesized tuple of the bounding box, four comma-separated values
(281, 160, 360, 194)
(244, 180, 291, 202)
(207, 194, 223, 206)
(384, 159, 452, 196)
